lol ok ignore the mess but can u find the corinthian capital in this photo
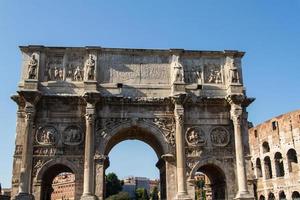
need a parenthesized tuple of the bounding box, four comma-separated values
(230, 104, 243, 125)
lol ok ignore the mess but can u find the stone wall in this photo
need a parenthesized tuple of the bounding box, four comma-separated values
(249, 110, 300, 199)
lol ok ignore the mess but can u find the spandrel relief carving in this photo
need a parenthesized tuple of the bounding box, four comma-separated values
(210, 127, 230, 147)
(63, 126, 83, 145)
(27, 54, 38, 79)
(46, 55, 64, 81)
(185, 127, 206, 146)
(36, 126, 58, 145)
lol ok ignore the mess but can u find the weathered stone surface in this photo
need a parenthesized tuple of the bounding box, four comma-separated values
(11, 46, 254, 200)
(249, 110, 300, 200)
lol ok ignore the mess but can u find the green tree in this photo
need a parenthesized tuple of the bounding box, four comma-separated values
(135, 188, 149, 200)
(106, 192, 131, 200)
(105, 173, 123, 198)
(150, 186, 159, 200)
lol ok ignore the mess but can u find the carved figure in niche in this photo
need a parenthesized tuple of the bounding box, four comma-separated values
(59, 68, 64, 80)
(36, 126, 57, 145)
(229, 60, 240, 84)
(63, 126, 82, 145)
(54, 67, 59, 80)
(27, 54, 38, 79)
(196, 69, 202, 84)
(210, 127, 230, 146)
(171, 55, 184, 83)
(186, 127, 205, 146)
(74, 66, 83, 81)
(85, 54, 95, 80)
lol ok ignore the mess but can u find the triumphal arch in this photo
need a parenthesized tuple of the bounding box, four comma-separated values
(11, 45, 255, 200)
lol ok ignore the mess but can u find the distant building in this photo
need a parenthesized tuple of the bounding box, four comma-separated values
(0, 186, 11, 200)
(122, 176, 159, 198)
(249, 109, 300, 200)
(51, 173, 75, 200)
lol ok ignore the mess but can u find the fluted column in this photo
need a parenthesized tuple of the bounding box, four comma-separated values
(174, 100, 191, 200)
(230, 103, 253, 199)
(18, 104, 35, 195)
(81, 103, 97, 200)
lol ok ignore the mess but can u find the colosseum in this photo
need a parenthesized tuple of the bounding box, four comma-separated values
(249, 109, 300, 200)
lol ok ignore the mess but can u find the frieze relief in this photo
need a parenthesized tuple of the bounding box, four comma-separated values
(210, 127, 230, 147)
(62, 126, 83, 145)
(33, 147, 59, 156)
(203, 61, 222, 84)
(66, 52, 84, 82)
(35, 126, 58, 145)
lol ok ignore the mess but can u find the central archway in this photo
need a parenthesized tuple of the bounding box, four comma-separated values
(96, 123, 175, 200)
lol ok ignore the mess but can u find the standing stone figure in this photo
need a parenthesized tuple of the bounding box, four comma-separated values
(85, 54, 95, 80)
(74, 66, 82, 81)
(229, 61, 240, 84)
(196, 69, 202, 84)
(27, 54, 38, 79)
(171, 55, 184, 83)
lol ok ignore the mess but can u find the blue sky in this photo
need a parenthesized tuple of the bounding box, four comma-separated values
(0, 0, 300, 187)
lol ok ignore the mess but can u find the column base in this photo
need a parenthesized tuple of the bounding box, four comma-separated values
(174, 193, 192, 200)
(14, 193, 34, 200)
(81, 194, 98, 200)
(234, 191, 254, 200)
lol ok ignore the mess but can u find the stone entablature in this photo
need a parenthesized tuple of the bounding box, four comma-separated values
(249, 110, 300, 199)
(19, 46, 244, 97)
(11, 46, 254, 200)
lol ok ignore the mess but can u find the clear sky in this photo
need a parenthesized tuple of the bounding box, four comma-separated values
(0, 0, 300, 188)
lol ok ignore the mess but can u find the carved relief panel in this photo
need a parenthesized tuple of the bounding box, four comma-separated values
(182, 58, 203, 84)
(185, 126, 206, 146)
(203, 59, 223, 84)
(210, 127, 230, 147)
(33, 123, 84, 156)
(35, 126, 58, 145)
(66, 52, 84, 81)
(45, 54, 64, 81)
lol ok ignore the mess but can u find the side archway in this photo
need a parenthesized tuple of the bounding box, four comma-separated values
(190, 159, 227, 200)
(34, 158, 81, 200)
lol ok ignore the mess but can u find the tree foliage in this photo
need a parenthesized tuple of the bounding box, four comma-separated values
(150, 186, 159, 200)
(135, 188, 149, 200)
(105, 173, 123, 198)
(106, 192, 131, 200)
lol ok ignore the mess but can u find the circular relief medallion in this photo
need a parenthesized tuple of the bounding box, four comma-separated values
(63, 126, 83, 145)
(210, 127, 230, 147)
(185, 127, 206, 146)
(36, 126, 58, 145)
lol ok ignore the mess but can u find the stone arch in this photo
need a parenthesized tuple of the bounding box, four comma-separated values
(279, 191, 286, 200)
(287, 148, 298, 172)
(268, 192, 275, 200)
(98, 120, 172, 157)
(259, 195, 266, 200)
(34, 158, 81, 200)
(256, 157, 262, 178)
(264, 156, 272, 179)
(292, 191, 300, 199)
(274, 152, 284, 177)
(262, 141, 270, 153)
(190, 159, 227, 200)
(36, 158, 79, 181)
